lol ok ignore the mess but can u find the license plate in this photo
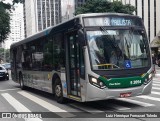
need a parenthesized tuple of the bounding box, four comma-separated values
(120, 92, 132, 98)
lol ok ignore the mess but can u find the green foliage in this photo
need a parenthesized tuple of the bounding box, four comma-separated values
(0, 3, 10, 43)
(0, 0, 23, 43)
(0, 48, 10, 63)
(75, 0, 136, 15)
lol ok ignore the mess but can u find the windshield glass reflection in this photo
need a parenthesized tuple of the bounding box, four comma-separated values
(87, 29, 150, 70)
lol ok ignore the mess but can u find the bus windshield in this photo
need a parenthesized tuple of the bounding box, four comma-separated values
(87, 29, 150, 70)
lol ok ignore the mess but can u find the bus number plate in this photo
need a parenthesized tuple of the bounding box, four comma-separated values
(120, 92, 131, 98)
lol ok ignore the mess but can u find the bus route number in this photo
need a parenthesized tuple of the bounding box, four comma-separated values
(130, 80, 142, 85)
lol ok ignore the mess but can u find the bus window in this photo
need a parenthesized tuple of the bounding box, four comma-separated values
(52, 33, 65, 71)
(43, 37, 53, 71)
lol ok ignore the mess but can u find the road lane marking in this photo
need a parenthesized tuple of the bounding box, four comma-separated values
(0, 88, 19, 92)
(104, 103, 131, 111)
(137, 95, 160, 102)
(18, 91, 75, 118)
(2, 93, 30, 112)
(152, 91, 160, 95)
(1, 93, 42, 121)
(155, 74, 160, 76)
(117, 98, 155, 107)
(152, 87, 160, 91)
(69, 103, 104, 113)
(152, 84, 160, 87)
(153, 81, 160, 84)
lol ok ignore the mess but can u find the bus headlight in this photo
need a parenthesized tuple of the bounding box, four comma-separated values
(144, 73, 153, 85)
(148, 73, 152, 79)
(89, 76, 106, 89)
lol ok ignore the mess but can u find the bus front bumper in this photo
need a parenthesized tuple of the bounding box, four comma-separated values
(85, 80, 152, 102)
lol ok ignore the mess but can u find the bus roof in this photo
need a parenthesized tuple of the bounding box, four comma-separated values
(76, 12, 140, 18)
(10, 13, 140, 49)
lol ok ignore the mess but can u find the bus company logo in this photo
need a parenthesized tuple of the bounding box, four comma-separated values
(109, 82, 121, 86)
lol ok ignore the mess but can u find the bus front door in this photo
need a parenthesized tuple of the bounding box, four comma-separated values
(66, 31, 81, 98)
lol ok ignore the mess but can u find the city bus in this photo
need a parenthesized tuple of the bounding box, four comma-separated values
(10, 13, 153, 103)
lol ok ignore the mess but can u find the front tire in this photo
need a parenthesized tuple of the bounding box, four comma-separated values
(54, 78, 66, 103)
(19, 74, 25, 90)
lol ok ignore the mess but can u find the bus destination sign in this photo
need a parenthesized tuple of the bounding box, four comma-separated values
(84, 17, 142, 27)
(110, 18, 132, 26)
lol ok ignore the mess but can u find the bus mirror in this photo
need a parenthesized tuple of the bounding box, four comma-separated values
(74, 18, 82, 29)
(78, 29, 85, 46)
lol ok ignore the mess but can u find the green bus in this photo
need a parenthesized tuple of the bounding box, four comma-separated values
(10, 13, 153, 103)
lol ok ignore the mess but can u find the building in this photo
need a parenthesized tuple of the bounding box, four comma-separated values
(118, 0, 160, 54)
(75, 0, 160, 43)
(4, 4, 24, 49)
(61, 0, 75, 22)
(120, 0, 160, 43)
(24, 0, 62, 37)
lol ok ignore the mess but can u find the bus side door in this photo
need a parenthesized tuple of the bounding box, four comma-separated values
(66, 31, 81, 97)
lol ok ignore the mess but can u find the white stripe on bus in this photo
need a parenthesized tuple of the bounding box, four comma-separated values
(18, 91, 75, 118)
(117, 98, 154, 107)
(1, 93, 42, 121)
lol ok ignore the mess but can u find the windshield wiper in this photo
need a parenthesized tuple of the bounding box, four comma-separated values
(100, 27, 109, 35)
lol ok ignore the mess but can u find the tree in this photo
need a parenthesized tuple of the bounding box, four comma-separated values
(75, 0, 136, 15)
(0, 0, 23, 43)
(0, 48, 10, 63)
(0, 2, 11, 43)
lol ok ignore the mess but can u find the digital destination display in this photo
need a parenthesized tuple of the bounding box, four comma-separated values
(84, 17, 142, 27)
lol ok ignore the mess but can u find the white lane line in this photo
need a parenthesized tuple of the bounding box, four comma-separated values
(117, 98, 154, 107)
(18, 91, 75, 118)
(137, 95, 160, 102)
(152, 87, 160, 90)
(69, 103, 103, 114)
(152, 91, 160, 95)
(152, 84, 160, 86)
(1, 93, 42, 121)
(0, 88, 19, 92)
(155, 74, 160, 76)
(153, 81, 160, 84)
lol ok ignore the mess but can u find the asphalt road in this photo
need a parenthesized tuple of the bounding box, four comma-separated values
(0, 69, 160, 121)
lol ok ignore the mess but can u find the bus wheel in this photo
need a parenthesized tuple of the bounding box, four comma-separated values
(54, 78, 66, 103)
(19, 74, 25, 90)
